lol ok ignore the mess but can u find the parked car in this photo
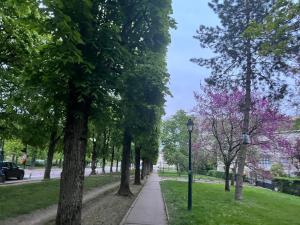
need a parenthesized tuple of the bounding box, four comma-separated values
(0, 167, 5, 183)
(0, 161, 24, 180)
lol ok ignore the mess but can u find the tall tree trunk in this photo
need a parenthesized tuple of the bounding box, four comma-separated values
(145, 159, 150, 176)
(90, 135, 97, 175)
(141, 159, 145, 180)
(110, 145, 115, 173)
(0, 139, 4, 162)
(235, 1, 252, 200)
(44, 129, 60, 179)
(58, 158, 62, 168)
(116, 159, 119, 172)
(102, 157, 106, 174)
(118, 128, 132, 196)
(224, 164, 230, 192)
(134, 145, 141, 185)
(56, 86, 90, 225)
(231, 161, 237, 186)
(31, 152, 36, 168)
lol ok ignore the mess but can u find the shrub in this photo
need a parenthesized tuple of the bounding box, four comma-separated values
(270, 163, 286, 177)
(207, 170, 232, 179)
(272, 177, 300, 196)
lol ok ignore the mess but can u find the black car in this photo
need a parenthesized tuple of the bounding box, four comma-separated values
(0, 161, 24, 180)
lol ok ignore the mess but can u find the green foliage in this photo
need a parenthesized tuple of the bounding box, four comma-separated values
(161, 110, 191, 170)
(270, 163, 286, 177)
(3, 139, 24, 158)
(293, 118, 300, 130)
(161, 181, 300, 225)
(192, 0, 288, 99)
(246, 0, 300, 59)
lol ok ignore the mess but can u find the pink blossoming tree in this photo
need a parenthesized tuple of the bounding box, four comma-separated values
(194, 86, 292, 192)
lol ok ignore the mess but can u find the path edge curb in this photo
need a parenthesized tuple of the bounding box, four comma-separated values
(118, 179, 148, 225)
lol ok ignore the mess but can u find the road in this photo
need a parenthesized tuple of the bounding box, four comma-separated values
(1, 166, 119, 185)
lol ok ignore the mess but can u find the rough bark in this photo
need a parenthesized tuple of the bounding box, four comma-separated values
(117, 127, 132, 196)
(235, 2, 252, 200)
(56, 85, 90, 225)
(90, 137, 97, 175)
(44, 129, 60, 179)
(134, 145, 141, 185)
(110, 145, 115, 173)
(141, 159, 145, 180)
(225, 164, 230, 192)
(102, 157, 106, 174)
(231, 161, 237, 186)
(116, 159, 119, 172)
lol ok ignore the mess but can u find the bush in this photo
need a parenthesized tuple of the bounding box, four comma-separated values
(270, 163, 286, 177)
(272, 177, 300, 196)
(206, 170, 232, 179)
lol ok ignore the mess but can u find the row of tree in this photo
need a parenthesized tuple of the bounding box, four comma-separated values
(0, 0, 174, 224)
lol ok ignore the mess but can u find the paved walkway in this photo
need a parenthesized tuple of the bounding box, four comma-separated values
(121, 171, 167, 225)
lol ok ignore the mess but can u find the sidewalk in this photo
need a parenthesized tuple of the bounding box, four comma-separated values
(120, 171, 167, 225)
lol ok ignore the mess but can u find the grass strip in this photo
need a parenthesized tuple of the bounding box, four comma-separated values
(0, 174, 120, 220)
(161, 180, 300, 225)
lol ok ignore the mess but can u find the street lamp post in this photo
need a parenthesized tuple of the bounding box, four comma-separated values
(187, 118, 194, 211)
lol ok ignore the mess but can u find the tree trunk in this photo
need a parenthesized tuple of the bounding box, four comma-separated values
(141, 159, 145, 180)
(117, 128, 132, 196)
(90, 137, 97, 175)
(56, 86, 90, 225)
(44, 130, 60, 179)
(31, 152, 36, 168)
(110, 146, 115, 173)
(225, 164, 230, 192)
(102, 157, 106, 174)
(134, 145, 141, 185)
(58, 158, 62, 168)
(231, 161, 237, 186)
(234, 0, 252, 201)
(116, 159, 119, 172)
(0, 139, 4, 162)
(146, 160, 150, 175)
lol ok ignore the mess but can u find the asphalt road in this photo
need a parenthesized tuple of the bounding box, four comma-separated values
(1, 166, 119, 185)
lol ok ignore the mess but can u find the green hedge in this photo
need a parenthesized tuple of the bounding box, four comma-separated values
(272, 177, 300, 196)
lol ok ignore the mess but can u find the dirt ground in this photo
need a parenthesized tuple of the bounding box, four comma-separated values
(81, 183, 143, 225)
(1, 180, 143, 225)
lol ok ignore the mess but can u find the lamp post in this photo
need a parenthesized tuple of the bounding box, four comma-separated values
(187, 118, 194, 211)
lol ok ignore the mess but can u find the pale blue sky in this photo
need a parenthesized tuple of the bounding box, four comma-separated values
(165, 0, 219, 118)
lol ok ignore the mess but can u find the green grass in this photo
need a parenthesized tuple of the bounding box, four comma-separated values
(0, 174, 120, 220)
(161, 180, 300, 225)
(158, 170, 222, 181)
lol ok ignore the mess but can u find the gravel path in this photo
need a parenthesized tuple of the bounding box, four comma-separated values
(82, 183, 143, 225)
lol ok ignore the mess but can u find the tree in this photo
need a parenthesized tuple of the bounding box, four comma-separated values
(161, 110, 191, 174)
(246, 0, 300, 75)
(192, 0, 289, 200)
(194, 85, 292, 192)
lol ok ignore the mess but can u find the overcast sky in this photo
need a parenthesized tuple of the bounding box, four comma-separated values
(164, 0, 218, 118)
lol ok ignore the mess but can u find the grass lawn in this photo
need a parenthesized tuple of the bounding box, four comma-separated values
(161, 180, 300, 225)
(0, 174, 120, 220)
(158, 170, 222, 181)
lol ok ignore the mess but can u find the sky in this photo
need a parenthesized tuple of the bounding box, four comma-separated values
(164, 0, 219, 118)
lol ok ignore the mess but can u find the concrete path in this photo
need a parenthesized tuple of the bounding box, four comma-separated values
(121, 171, 167, 225)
